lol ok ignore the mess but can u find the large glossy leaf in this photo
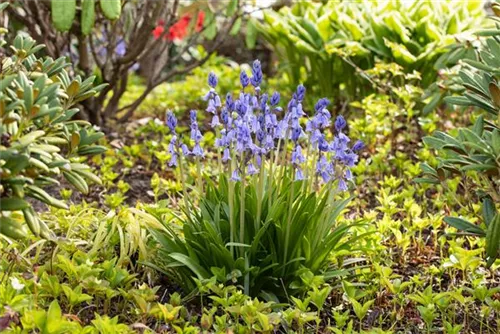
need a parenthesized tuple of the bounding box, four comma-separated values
(443, 216, 485, 236)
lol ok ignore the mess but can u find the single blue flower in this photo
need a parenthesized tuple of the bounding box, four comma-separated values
(181, 144, 190, 156)
(314, 98, 330, 112)
(192, 143, 204, 157)
(335, 115, 347, 132)
(247, 163, 258, 175)
(338, 178, 348, 192)
(256, 129, 265, 143)
(190, 110, 197, 122)
(295, 168, 304, 181)
(250, 60, 263, 87)
(339, 151, 358, 167)
(226, 93, 235, 110)
(221, 108, 229, 124)
(291, 126, 302, 142)
(260, 93, 268, 110)
(321, 170, 331, 183)
(296, 84, 306, 101)
(168, 153, 178, 167)
(166, 111, 177, 132)
(211, 115, 220, 128)
(264, 134, 274, 151)
(270, 92, 280, 106)
(206, 99, 216, 114)
(208, 72, 218, 88)
(222, 148, 231, 162)
(214, 94, 222, 108)
(231, 169, 241, 182)
(352, 140, 365, 151)
(168, 135, 177, 154)
(316, 155, 327, 174)
(291, 145, 305, 164)
(240, 71, 250, 88)
(318, 136, 330, 152)
(235, 100, 247, 117)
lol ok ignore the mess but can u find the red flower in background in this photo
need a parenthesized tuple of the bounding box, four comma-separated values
(153, 11, 205, 41)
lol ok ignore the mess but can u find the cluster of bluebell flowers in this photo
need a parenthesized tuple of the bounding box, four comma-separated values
(165, 59, 364, 192)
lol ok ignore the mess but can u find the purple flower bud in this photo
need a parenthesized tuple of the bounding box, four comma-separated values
(240, 71, 250, 88)
(190, 110, 197, 122)
(352, 140, 365, 151)
(226, 93, 235, 110)
(270, 91, 280, 106)
(166, 111, 177, 132)
(335, 115, 347, 132)
(221, 108, 229, 124)
(314, 98, 330, 112)
(208, 72, 218, 88)
(296, 84, 306, 101)
(260, 93, 268, 109)
(235, 100, 247, 117)
(250, 60, 263, 87)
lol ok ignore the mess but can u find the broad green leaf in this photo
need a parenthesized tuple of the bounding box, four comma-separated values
(443, 216, 485, 236)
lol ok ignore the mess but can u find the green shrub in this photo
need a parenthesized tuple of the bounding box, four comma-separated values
(255, 0, 486, 102)
(419, 5, 500, 267)
(0, 31, 106, 239)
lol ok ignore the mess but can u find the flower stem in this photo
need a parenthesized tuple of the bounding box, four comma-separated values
(239, 154, 246, 255)
(178, 150, 190, 213)
(256, 155, 265, 232)
(283, 169, 295, 275)
(267, 150, 275, 213)
(196, 157, 203, 195)
(228, 154, 235, 257)
(302, 140, 312, 193)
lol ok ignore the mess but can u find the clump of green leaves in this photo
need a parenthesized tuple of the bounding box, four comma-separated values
(419, 4, 500, 267)
(0, 26, 106, 239)
(254, 0, 485, 101)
